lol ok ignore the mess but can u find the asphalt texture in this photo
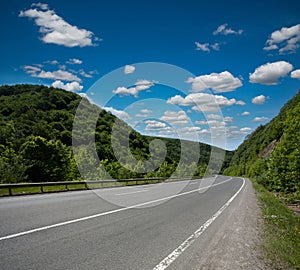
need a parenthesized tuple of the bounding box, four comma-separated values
(0, 176, 263, 270)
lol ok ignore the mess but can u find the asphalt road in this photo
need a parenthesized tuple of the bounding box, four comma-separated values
(0, 176, 255, 270)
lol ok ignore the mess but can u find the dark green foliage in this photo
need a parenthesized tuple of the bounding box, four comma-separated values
(224, 90, 300, 195)
(20, 136, 73, 182)
(0, 146, 28, 183)
(0, 85, 82, 182)
(0, 84, 231, 183)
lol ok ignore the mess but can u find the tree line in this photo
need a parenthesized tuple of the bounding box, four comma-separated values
(0, 84, 230, 183)
(224, 90, 300, 196)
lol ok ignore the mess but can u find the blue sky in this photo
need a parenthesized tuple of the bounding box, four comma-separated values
(1, 0, 300, 150)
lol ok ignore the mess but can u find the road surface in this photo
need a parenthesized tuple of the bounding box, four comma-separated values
(0, 176, 264, 269)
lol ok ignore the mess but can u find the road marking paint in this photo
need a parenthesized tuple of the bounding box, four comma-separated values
(114, 189, 148, 196)
(0, 177, 237, 241)
(152, 178, 245, 270)
(189, 182, 199, 185)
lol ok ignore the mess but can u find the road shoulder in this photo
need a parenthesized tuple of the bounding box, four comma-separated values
(168, 178, 269, 270)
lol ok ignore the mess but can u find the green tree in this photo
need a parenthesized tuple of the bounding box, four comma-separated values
(20, 136, 72, 182)
(267, 103, 300, 193)
(0, 146, 28, 183)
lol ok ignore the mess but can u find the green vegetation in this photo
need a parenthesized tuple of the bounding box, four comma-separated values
(224, 90, 300, 268)
(224, 90, 300, 200)
(253, 180, 300, 269)
(0, 179, 172, 196)
(0, 84, 231, 184)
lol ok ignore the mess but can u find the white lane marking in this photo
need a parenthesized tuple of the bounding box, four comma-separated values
(189, 182, 199, 185)
(152, 178, 246, 270)
(0, 177, 236, 241)
(114, 190, 148, 196)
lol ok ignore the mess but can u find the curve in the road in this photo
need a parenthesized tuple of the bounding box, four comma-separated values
(0, 177, 238, 242)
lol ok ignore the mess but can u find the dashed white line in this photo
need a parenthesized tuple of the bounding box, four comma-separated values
(152, 178, 245, 270)
(0, 177, 237, 242)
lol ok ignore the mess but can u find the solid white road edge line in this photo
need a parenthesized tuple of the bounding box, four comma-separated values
(0, 177, 237, 241)
(152, 178, 246, 270)
(114, 189, 148, 196)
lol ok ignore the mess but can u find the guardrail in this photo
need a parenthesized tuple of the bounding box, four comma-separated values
(0, 177, 172, 196)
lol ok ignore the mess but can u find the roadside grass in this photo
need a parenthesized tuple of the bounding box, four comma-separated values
(0, 177, 202, 197)
(252, 179, 300, 270)
(0, 188, 9, 196)
(0, 178, 168, 196)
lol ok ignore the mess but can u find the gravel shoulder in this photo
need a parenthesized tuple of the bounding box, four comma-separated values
(168, 178, 270, 270)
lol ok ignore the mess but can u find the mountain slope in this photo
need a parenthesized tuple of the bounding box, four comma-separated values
(0, 84, 230, 183)
(224, 90, 300, 195)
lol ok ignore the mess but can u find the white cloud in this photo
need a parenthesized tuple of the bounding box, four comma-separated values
(66, 58, 82, 65)
(47, 60, 59, 65)
(135, 80, 154, 90)
(187, 71, 242, 93)
(79, 69, 93, 78)
(242, 111, 250, 116)
(263, 24, 300, 54)
(145, 120, 169, 131)
(195, 42, 220, 52)
(141, 109, 152, 114)
(195, 116, 233, 128)
(253, 116, 268, 122)
(195, 123, 253, 142)
(142, 120, 202, 138)
(195, 42, 210, 52)
(24, 67, 81, 82)
(23, 65, 42, 74)
(291, 69, 300, 79)
(78, 93, 92, 103)
(252, 95, 267, 105)
(19, 4, 99, 47)
(199, 129, 210, 134)
(249, 61, 293, 85)
(51, 80, 83, 91)
(32, 3, 49, 10)
(89, 70, 99, 75)
(236, 100, 246, 105)
(263, 44, 278, 51)
(240, 127, 252, 133)
(103, 107, 131, 121)
(113, 87, 135, 97)
(167, 93, 243, 112)
(136, 109, 152, 117)
(178, 126, 201, 135)
(195, 120, 225, 127)
(207, 114, 222, 120)
(224, 116, 233, 123)
(112, 79, 154, 97)
(211, 43, 220, 51)
(124, 65, 135, 74)
(213, 23, 243, 35)
(160, 110, 189, 125)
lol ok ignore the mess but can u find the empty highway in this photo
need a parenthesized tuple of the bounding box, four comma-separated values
(0, 176, 264, 269)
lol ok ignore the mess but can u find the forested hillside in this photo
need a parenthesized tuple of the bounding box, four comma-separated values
(224, 90, 300, 197)
(0, 84, 230, 183)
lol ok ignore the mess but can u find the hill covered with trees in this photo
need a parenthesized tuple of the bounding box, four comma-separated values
(224, 90, 300, 197)
(0, 84, 231, 183)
